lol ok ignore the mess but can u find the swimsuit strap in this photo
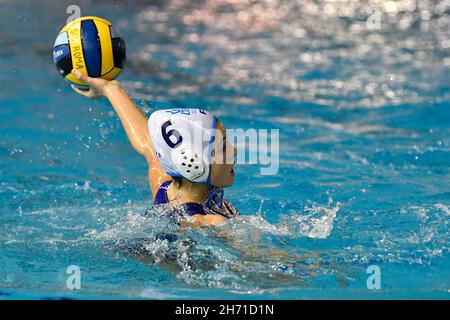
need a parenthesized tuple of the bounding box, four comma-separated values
(180, 202, 207, 216)
(153, 180, 172, 205)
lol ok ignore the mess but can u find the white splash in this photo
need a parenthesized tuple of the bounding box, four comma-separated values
(232, 197, 340, 239)
(286, 198, 340, 239)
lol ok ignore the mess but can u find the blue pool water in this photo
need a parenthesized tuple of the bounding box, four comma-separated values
(0, 0, 449, 299)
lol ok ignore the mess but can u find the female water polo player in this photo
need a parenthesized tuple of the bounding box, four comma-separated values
(70, 69, 240, 227)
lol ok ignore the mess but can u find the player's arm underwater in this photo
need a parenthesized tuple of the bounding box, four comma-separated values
(70, 69, 171, 197)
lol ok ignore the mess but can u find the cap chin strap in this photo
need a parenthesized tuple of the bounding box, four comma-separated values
(202, 162, 224, 211)
(204, 186, 224, 211)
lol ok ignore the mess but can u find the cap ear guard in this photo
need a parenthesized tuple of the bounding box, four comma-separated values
(172, 147, 210, 183)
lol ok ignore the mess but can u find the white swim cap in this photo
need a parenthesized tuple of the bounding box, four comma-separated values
(148, 108, 217, 184)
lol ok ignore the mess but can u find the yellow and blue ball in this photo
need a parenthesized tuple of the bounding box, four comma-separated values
(53, 16, 126, 87)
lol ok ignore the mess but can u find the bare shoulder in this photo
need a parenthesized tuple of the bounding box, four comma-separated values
(147, 155, 172, 199)
(180, 214, 227, 227)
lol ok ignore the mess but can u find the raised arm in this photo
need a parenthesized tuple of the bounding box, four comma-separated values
(70, 69, 171, 197)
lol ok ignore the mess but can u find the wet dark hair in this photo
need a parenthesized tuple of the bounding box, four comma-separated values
(172, 176, 183, 188)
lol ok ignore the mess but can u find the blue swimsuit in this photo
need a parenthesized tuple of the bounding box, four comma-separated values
(153, 180, 239, 221)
